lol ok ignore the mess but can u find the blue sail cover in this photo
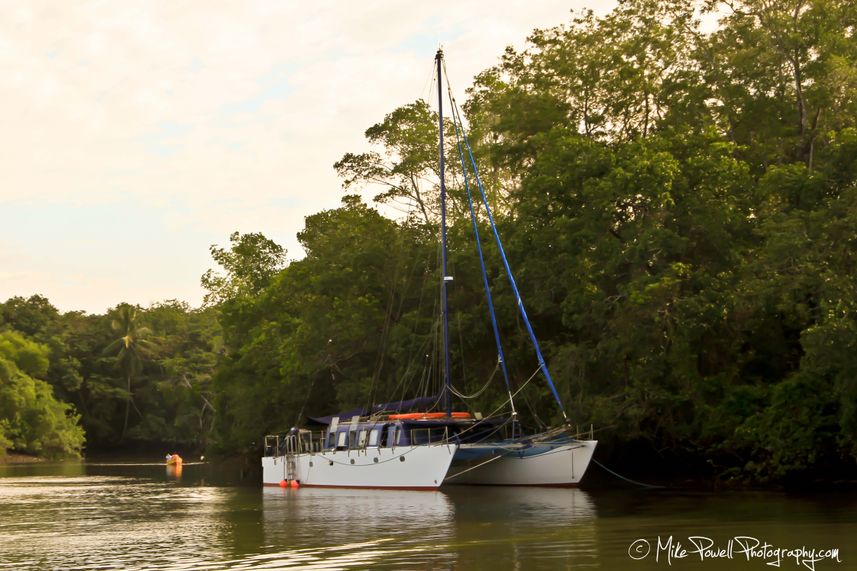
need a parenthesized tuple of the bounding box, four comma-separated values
(307, 395, 440, 425)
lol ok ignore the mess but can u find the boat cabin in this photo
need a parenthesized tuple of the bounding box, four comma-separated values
(263, 416, 475, 458)
(325, 418, 458, 451)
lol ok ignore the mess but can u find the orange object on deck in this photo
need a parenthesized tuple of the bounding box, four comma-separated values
(165, 454, 183, 466)
(387, 412, 472, 420)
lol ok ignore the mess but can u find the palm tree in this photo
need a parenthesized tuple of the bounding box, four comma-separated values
(105, 304, 152, 442)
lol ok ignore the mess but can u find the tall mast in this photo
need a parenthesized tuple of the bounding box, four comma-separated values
(437, 48, 452, 417)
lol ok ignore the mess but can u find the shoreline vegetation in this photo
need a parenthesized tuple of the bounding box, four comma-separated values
(0, 453, 44, 464)
(3, 0, 857, 487)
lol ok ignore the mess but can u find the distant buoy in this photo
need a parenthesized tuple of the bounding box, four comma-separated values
(279, 479, 288, 488)
(290, 479, 300, 489)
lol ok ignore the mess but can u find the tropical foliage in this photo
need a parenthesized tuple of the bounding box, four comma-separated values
(209, 0, 857, 483)
(0, 296, 220, 455)
(2, 0, 855, 484)
(0, 330, 84, 458)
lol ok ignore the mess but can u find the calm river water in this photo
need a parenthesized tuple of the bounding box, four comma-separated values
(0, 460, 854, 570)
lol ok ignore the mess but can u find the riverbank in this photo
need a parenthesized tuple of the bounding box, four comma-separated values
(0, 453, 43, 464)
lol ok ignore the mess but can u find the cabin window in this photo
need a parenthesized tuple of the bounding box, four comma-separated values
(336, 431, 348, 449)
(368, 429, 380, 447)
(358, 429, 368, 448)
(410, 427, 447, 445)
(384, 426, 399, 447)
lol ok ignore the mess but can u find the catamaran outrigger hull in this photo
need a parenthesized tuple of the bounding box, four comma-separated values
(262, 444, 458, 490)
(447, 439, 597, 487)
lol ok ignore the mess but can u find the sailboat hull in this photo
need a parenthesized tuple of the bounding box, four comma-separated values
(447, 439, 597, 487)
(262, 444, 458, 490)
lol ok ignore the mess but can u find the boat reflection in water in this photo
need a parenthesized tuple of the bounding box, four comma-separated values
(448, 487, 598, 569)
(261, 486, 596, 569)
(262, 487, 456, 568)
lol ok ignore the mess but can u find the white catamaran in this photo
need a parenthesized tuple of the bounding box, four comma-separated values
(262, 49, 595, 489)
(261, 413, 458, 489)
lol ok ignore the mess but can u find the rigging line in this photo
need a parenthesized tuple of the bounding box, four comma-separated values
(398, 322, 433, 408)
(365, 264, 396, 412)
(455, 310, 467, 387)
(417, 253, 445, 407)
(520, 387, 549, 431)
(435, 49, 453, 419)
(451, 408, 514, 441)
(434, 240, 447, 404)
(426, 286, 441, 401)
(413, 241, 441, 403)
(317, 438, 452, 467)
(394, 237, 439, 407)
(445, 71, 517, 418)
(443, 453, 504, 480)
(420, 55, 438, 107)
(293, 374, 319, 429)
(393, 227, 423, 320)
(450, 361, 499, 399)
(468, 365, 543, 430)
(591, 458, 666, 489)
(447, 90, 569, 422)
(366, 206, 414, 413)
(524, 424, 575, 441)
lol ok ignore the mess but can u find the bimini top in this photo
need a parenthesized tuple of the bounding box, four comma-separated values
(307, 395, 441, 426)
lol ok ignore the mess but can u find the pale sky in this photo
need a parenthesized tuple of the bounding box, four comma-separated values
(0, 1, 613, 314)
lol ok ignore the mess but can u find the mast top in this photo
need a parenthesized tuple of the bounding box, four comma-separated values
(435, 47, 444, 62)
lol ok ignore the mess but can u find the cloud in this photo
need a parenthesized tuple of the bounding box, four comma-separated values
(0, 0, 614, 313)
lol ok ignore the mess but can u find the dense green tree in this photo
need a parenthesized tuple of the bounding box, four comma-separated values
(191, 0, 856, 483)
(143, 301, 220, 445)
(0, 297, 222, 452)
(0, 295, 59, 337)
(335, 100, 442, 223)
(207, 199, 442, 453)
(0, 331, 84, 458)
(105, 304, 154, 442)
(201, 231, 287, 307)
(704, 0, 857, 169)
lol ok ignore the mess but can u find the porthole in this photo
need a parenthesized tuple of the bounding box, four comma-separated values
(329, 460, 333, 466)
(309, 461, 313, 467)
(373, 457, 379, 463)
(350, 459, 355, 465)
(399, 456, 405, 462)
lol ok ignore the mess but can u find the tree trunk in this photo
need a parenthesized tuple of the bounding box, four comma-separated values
(121, 374, 131, 442)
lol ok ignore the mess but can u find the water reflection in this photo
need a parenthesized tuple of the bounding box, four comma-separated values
(0, 465, 601, 571)
(3, 462, 852, 570)
(262, 487, 456, 568)
(446, 487, 598, 570)
(258, 486, 597, 570)
(0, 473, 229, 570)
(166, 463, 183, 480)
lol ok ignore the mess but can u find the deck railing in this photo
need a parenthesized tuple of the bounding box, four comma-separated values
(265, 424, 455, 457)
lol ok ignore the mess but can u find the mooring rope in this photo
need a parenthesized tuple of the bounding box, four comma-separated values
(591, 458, 665, 489)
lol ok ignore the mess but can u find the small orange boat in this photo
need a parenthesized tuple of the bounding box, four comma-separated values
(165, 453, 183, 466)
